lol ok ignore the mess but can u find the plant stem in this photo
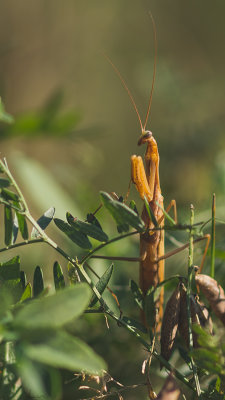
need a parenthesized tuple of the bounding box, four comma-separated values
(187, 205, 201, 397)
(0, 239, 44, 254)
(210, 193, 216, 278)
(1, 159, 29, 212)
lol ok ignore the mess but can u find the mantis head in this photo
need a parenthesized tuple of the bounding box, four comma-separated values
(138, 131, 153, 146)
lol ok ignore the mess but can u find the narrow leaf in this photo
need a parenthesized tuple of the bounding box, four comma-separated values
(87, 213, 103, 230)
(20, 283, 32, 302)
(1, 188, 19, 201)
(0, 178, 10, 188)
(33, 266, 44, 297)
(20, 270, 27, 289)
(4, 205, 13, 246)
(143, 196, 158, 227)
(16, 212, 29, 240)
(12, 213, 19, 244)
(0, 256, 20, 281)
(67, 212, 108, 242)
(24, 331, 106, 374)
(90, 264, 113, 307)
(156, 200, 176, 226)
(130, 280, 143, 309)
(129, 200, 139, 215)
(13, 284, 92, 330)
(53, 261, 65, 290)
(54, 218, 92, 249)
(100, 191, 145, 232)
(31, 206, 55, 238)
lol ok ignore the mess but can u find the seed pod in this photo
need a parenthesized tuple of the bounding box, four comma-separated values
(195, 274, 225, 326)
(156, 374, 180, 400)
(160, 284, 181, 362)
(178, 285, 200, 348)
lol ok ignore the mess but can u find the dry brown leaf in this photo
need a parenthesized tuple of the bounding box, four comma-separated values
(195, 274, 225, 326)
(156, 374, 181, 400)
(160, 284, 181, 361)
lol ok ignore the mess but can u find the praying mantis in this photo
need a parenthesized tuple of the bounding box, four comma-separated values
(106, 16, 177, 327)
(102, 16, 210, 330)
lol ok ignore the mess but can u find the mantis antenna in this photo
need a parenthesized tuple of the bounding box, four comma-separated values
(104, 12, 157, 134)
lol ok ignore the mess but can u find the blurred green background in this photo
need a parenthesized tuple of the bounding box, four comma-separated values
(0, 1, 225, 398)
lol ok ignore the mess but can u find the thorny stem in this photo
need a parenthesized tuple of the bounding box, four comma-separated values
(187, 205, 201, 397)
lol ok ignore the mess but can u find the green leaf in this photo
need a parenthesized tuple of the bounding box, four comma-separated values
(143, 196, 158, 227)
(67, 212, 108, 242)
(100, 191, 145, 232)
(16, 212, 29, 240)
(121, 316, 147, 333)
(1, 188, 19, 201)
(0, 256, 20, 281)
(0, 98, 14, 124)
(31, 206, 55, 238)
(13, 283, 92, 330)
(33, 266, 44, 297)
(12, 213, 19, 243)
(24, 331, 106, 375)
(4, 205, 13, 246)
(0, 178, 10, 188)
(54, 218, 92, 249)
(130, 280, 143, 309)
(90, 264, 113, 307)
(156, 200, 176, 226)
(53, 261, 65, 290)
(20, 270, 27, 289)
(20, 283, 32, 302)
(87, 213, 103, 230)
(17, 355, 48, 399)
(129, 200, 139, 215)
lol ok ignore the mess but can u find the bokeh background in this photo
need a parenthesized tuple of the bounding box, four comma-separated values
(0, 1, 225, 398)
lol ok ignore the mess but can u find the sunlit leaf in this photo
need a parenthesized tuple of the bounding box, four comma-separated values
(20, 283, 32, 302)
(31, 207, 55, 238)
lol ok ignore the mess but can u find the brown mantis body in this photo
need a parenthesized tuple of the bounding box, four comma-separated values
(131, 132, 165, 324)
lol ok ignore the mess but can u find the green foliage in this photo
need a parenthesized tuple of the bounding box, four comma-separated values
(0, 109, 224, 399)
